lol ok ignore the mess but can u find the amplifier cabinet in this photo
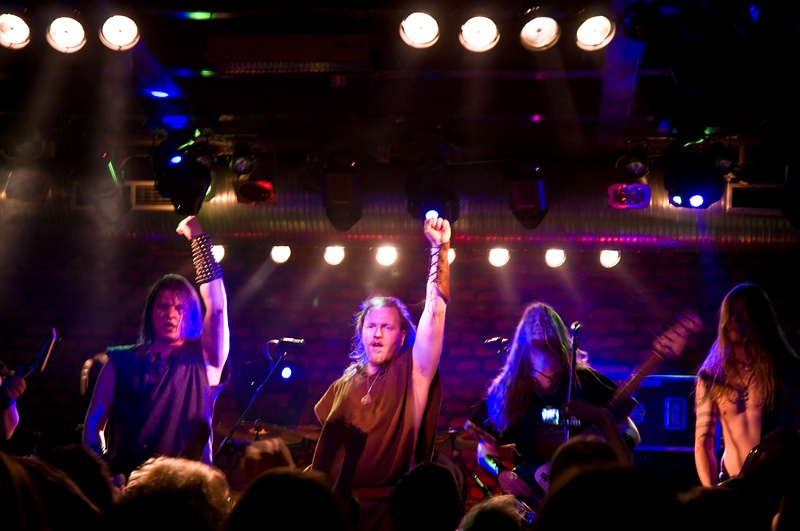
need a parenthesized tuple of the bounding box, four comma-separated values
(631, 374, 699, 452)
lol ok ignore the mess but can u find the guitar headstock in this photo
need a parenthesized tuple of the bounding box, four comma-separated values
(652, 309, 703, 360)
(14, 327, 59, 378)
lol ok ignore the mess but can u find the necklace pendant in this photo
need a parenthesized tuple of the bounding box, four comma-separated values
(361, 394, 372, 406)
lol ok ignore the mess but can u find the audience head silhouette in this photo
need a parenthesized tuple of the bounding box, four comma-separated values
(388, 461, 466, 531)
(123, 456, 232, 531)
(457, 494, 530, 531)
(225, 466, 348, 531)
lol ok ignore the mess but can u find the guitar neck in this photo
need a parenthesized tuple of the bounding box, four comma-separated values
(606, 350, 664, 414)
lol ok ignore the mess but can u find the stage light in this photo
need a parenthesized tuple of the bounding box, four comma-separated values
(46, 14, 87, 53)
(323, 156, 362, 231)
(0, 12, 31, 49)
(3, 160, 53, 202)
(233, 160, 278, 205)
(99, 14, 139, 51)
(510, 162, 549, 229)
(608, 145, 652, 209)
(212, 245, 225, 263)
(376, 246, 398, 266)
(400, 11, 439, 49)
(232, 146, 278, 205)
(574, 7, 615, 51)
(616, 144, 651, 181)
(519, 7, 560, 51)
(76, 149, 133, 223)
(192, 141, 214, 171)
(324, 246, 345, 265)
(488, 248, 510, 267)
(664, 138, 730, 209)
(270, 246, 291, 264)
(607, 183, 651, 209)
(230, 141, 256, 176)
(600, 250, 621, 268)
(545, 249, 566, 268)
(459, 15, 500, 52)
(152, 135, 212, 215)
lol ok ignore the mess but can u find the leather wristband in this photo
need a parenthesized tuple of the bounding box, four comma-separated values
(430, 241, 451, 304)
(191, 233, 223, 285)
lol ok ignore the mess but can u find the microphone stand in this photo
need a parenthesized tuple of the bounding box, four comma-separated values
(213, 342, 288, 460)
(564, 326, 580, 443)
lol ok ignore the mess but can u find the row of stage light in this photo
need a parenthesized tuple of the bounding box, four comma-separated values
(212, 244, 622, 269)
(0, 11, 139, 52)
(3, 5, 777, 218)
(0, 5, 618, 54)
(400, 7, 616, 52)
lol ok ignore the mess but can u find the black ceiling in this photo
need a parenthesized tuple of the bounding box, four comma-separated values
(1, 1, 799, 249)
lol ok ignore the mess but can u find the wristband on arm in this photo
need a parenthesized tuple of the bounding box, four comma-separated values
(191, 233, 223, 285)
(429, 241, 451, 304)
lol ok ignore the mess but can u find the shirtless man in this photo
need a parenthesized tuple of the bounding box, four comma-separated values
(694, 283, 800, 486)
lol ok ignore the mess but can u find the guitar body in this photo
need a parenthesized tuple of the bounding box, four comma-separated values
(512, 459, 550, 509)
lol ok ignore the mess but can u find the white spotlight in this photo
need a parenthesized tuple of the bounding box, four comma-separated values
(271, 246, 291, 264)
(400, 12, 439, 49)
(324, 246, 345, 265)
(545, 249, 566, 268)
(46, 16, 87, 53)
(599, 250, 621, 268)
(459, 16, 500, 52)
(0, 13, 31, 49)
(520, 12, 560, 51)
(576, 15, 615, 51)
(376, 246, 398, 266)
(212, 245, 225, 263)
(488, 248, 510, 267)
(100, 15, 140, 51)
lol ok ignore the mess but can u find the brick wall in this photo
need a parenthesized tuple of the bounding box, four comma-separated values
(1, 222, 799, 464)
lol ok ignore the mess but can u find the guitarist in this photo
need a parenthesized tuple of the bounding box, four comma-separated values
(0, 359, 27, 440)
(467, 301, 641, 510)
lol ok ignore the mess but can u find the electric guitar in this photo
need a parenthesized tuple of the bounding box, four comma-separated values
(12, 327, 60, 378)
(465, 309, 703, 510)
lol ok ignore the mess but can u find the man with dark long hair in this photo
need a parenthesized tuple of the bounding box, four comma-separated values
(467, 302, 644, 510)
(83, 215, 230, 482)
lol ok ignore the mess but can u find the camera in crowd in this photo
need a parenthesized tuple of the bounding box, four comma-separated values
(541, 406, 581, 427)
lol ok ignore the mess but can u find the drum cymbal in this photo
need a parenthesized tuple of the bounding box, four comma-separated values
(293, 425, 322, 441)
(246, 423, 303, 445)
(434, 428, 478, 451)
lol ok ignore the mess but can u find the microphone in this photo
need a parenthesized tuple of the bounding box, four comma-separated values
(570, 322, 582, 335)
(279, 338, 305, 345)
(483, 337, 509, 350)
